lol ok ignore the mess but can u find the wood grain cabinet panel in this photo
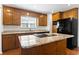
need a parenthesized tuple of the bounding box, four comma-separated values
(56, 39, 66, 55)
(3, 6, 21, 25)
(21, 40, 66, 55)
(12, 8, 21, 25)
(29, 12, 39, 17)
(3, 6, 47, 26)
(52, 25, 57, 33)
(38, 15, 47, 26)
(62, 8, 78, 19)
(21, 45, 42, 55)
(40, 42, 57, 55)
(2, 34, 16, 51)
(62, 11, 69, 19)
(15, 35, 20, 48)
(69, 8, 78, 19)
(52, 12, 62, 21)
(2, 34, 20, 52)
(3, 6, 13, 25)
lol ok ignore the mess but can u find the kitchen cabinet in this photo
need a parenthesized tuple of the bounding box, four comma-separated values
(15, 34, 20, 48)
(2, 34, 16, 51)
(20, 10, 27, 16)
(52, 12, 62, 21)
(62, 8, 78, 19)
(3, 6, 47, 26)
(52, 8, 78, 33)
(40, 42, 57, 55)
(38, 15, 47, 26)
(52, 12, 61, 33)
(12, 8, 21, 25)
(29, 12, 39, 17)
(3, 6, 21, 25)
(52, 25, 57, 33)
(2, 34, 20, 52)
(21, 39, 66, 55)
(56, 39, 66, 55)
(2, 31, 48, 52)
(3, 6, 13, 25)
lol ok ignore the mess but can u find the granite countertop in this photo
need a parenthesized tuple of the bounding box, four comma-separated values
(18, 33, 74, 48)
(2, 30, 49, 35)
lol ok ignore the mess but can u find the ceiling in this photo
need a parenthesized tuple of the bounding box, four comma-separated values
(4, 4, 79, 14)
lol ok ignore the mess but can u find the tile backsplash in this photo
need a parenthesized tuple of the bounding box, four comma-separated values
(3, 25, 48, 31)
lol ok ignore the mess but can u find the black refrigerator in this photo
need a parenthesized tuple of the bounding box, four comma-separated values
(57, 18, 78, 49)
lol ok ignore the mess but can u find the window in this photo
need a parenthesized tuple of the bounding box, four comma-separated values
(21, 16, 37, 29)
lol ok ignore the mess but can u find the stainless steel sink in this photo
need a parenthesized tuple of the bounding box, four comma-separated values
(34, 33, 57, 38)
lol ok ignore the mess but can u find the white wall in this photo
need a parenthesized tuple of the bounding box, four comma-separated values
(47, 13, 52, 33)
(0, 5, 3, 54)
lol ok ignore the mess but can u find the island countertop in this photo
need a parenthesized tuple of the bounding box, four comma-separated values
(18, 33, 74, 48)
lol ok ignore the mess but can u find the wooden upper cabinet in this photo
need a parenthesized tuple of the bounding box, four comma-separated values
(3, 6, 47, 26)
(20, 10, 27, 16)
(3, 6, 13, 25)
(12, 8, 21, 25)
(3, 6, 21, 25)
(62, 8, 78, 19)
(62, 11, 69, 19)
(52, 12, 62, 21)
(29, 12, 39, 17)
(38, 15, 47, 26)
(69, 8, 78, 19)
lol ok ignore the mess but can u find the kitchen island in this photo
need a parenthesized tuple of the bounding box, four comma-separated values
(19, 33, 74, 55)
(2, 30, 49, 52)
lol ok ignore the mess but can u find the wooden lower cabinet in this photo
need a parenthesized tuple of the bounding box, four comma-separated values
(15, 35, 20, 48)
(56, 39, 66, 55)
(40, 42, 56, 55)
(2, 34, 16, 51)
(2, 34, 20, 52)
(21, 39, 66, 55)
(2, 34, 66, 55)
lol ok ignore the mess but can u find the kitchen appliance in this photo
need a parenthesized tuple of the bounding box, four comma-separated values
(57, 18, 78, 49)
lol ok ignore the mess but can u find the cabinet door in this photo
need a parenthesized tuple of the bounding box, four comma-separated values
(21, 45, 42, 55)
(38, 15, 47, 26)
(40, 42, 56, 55)
(12, 8, 21, 25)
(2, 35, 16, 51)
(56, 39, 66, 55)
(3, 6, 13, 25)
(15, 35, 20, 48)
(62, 8, 78, 19)
(69, 8, 78, 19)
(52, 25, 57, 33)
(52, 12, 62, 21)
(62, 11, 69, 19)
